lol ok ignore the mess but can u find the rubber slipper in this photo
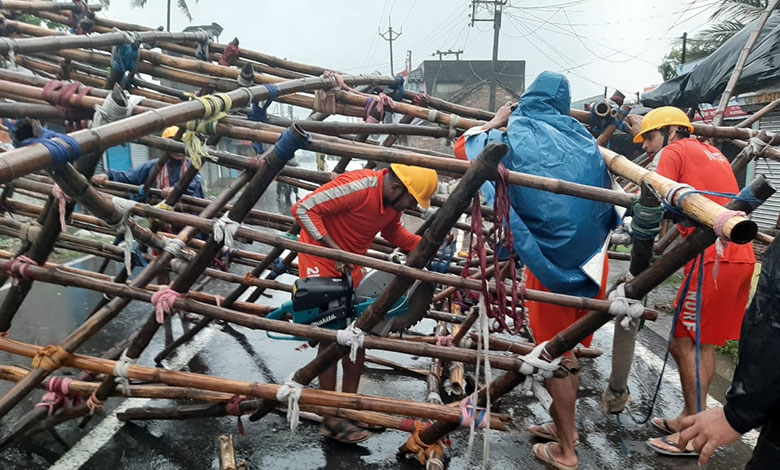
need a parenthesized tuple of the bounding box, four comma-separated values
(646, 436, 698, 457)
(532, 442, 577, 470)
(651, 416, 676, 435)
(529, 423, 580, 446)
(321, 419, 372, 444)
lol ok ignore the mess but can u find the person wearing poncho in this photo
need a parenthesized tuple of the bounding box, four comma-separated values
(454, 71, 619, 469)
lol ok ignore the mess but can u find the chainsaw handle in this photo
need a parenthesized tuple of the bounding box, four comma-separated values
(343, 268, 353, 313)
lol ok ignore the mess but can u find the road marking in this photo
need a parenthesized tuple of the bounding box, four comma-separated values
(603, 322, 758, 447)
(48, 322, 220, 470)
(0, 255, 96, 293)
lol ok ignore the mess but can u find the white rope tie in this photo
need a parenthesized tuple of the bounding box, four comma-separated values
(18, 222, 40, 243)
(664, 183, 695, 207)
(466, 298, 493, 466)
(517, 341, 560, 411)
(275, 380, 303, 433)
(110, 197, 139, 276)
(92, 91, 143, 127)
(162, 237, 189, 260)
(448, 113, 460, 139)
(746, 135, 769, 156)
(608, 283, 645, 330)
(427, 109, 439, 123)
(427, 390, 443, 405)
(213, 213, 240, 248)
(113, 350, 134, 396)
(336, 321, 364, 363)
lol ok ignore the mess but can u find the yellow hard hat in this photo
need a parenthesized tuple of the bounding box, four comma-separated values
(633, 106, 693, 143)
(162, 126, 180, 140)
(390, 163, 438, 210)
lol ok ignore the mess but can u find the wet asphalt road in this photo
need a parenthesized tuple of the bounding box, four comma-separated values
(0, 166, 757, 469)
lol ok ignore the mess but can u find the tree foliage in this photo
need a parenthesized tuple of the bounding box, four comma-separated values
(132, 0, 199, 23)
(658, 0, 779, 81)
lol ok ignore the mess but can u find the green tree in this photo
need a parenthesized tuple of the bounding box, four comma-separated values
(657, 40, 717, 81)
(131, 0, 199, 31)
(658, 0, 779, 81)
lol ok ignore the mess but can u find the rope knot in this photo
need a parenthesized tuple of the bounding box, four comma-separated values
(336, 321, 364, 363)
(87, 390, 104, 415)
(404, 421, 446, 466)
(517, 341, 560, 410)
(35, 377, 77, 415)
(436, 335, 454, 347)
(226, 394, 247, 434)
(213, 213, 240, 248)
(151, 284, 181, 324)
(608, 283, 645, 330)
(459, 396, 489, 429)
(5, 255, 39, 282)
(275, 380, 303, 433)
(162, 237, 190, 260)
(110, 196, 139, 276)
(51, 183, 72, 232)
(32, 345, 69, 372)
(113, 350, 134, 395)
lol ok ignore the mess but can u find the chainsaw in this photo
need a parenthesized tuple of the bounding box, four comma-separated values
(265, 266, 433, 341)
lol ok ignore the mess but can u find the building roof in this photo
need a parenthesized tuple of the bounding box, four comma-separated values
(408, 60, 525, 101)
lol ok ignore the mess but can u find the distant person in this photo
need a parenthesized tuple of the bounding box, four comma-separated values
(92, 126, 203, 199)
(626, 107, 755, 457)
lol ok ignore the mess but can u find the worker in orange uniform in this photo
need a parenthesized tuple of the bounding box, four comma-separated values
(626, 106, 755, 458)
(292, 163, 438, 444)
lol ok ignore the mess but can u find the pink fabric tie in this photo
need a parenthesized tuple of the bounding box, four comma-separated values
(151, 285, 181, 324)
(35, 377, 76, 416)
(459, 396, 488, 429)
(51, 183, 72, 232)
(5, 255, 39, 280)
(712, 210, 746, 283)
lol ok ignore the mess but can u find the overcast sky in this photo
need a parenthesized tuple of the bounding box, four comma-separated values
(99, 0, 722, 102)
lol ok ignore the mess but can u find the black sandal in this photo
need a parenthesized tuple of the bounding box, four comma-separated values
(321, 419, 373, 444)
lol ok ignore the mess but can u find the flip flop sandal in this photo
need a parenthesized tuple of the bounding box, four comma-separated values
(321, 419, 373, 444)
(646, 436, 698, 457)
(532, 442, 577, 470)
(529, 423, 580, 446)
(651, 417, 676, 435)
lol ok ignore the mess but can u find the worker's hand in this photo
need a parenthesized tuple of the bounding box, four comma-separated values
(485, 101, 516, 130)
(91, 174, 108, 185)
(678, 406, 742, 466)
(623, 114, 643, 137)
(161, 187, 174, 198)
(334, 261, 355, 275)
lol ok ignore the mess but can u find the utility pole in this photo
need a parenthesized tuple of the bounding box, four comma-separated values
(166, 0, 171, 32)
(470, 0, 506, 112)
(681, 32, 688, 65)
(406, 50, 412, 74)
(379, 16, 402, 76)
(432, 49, 464, 60)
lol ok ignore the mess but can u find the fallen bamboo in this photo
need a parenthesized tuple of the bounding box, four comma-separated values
(247, 142, 511, 422)
(410, 173, 775, 450)
(0, 1, 103, 12)
(0, 338, 510, 429)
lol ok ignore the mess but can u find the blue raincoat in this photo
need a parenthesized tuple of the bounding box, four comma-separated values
(464, 72, 618, 297)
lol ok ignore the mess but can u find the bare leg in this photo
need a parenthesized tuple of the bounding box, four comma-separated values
(316, 341, 337, 391)
(543, 356, 579, 467)
(670, 337, 715, 424)
(340, 347, 365, 394)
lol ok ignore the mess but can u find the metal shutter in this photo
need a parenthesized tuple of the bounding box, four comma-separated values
(752, 111, 780, 230)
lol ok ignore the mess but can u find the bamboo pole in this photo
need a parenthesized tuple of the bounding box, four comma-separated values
(711, 0, 780, 127)
(0, 1, 103, 12)
(410, 174, 774, 449)
(602, 184, 658, 413)
(248, 142, 510, 422)
(0, 26, 211, 55)
(600, 146, 756, 243)
(0, 338, 510, 429)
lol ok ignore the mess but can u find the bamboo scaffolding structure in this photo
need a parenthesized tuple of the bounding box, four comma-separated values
(0, 337, 510, 429)
(0, 27, 212, 55)
(711, 0, 780, 126)
(0, 1, 103, 12)
(409, 174, 775, 450)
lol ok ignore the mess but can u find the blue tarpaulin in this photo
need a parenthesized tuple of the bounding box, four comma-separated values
(464, 72, 618, 297)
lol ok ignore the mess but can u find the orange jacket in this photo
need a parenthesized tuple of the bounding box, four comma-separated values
(292, 168, 420, 255)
